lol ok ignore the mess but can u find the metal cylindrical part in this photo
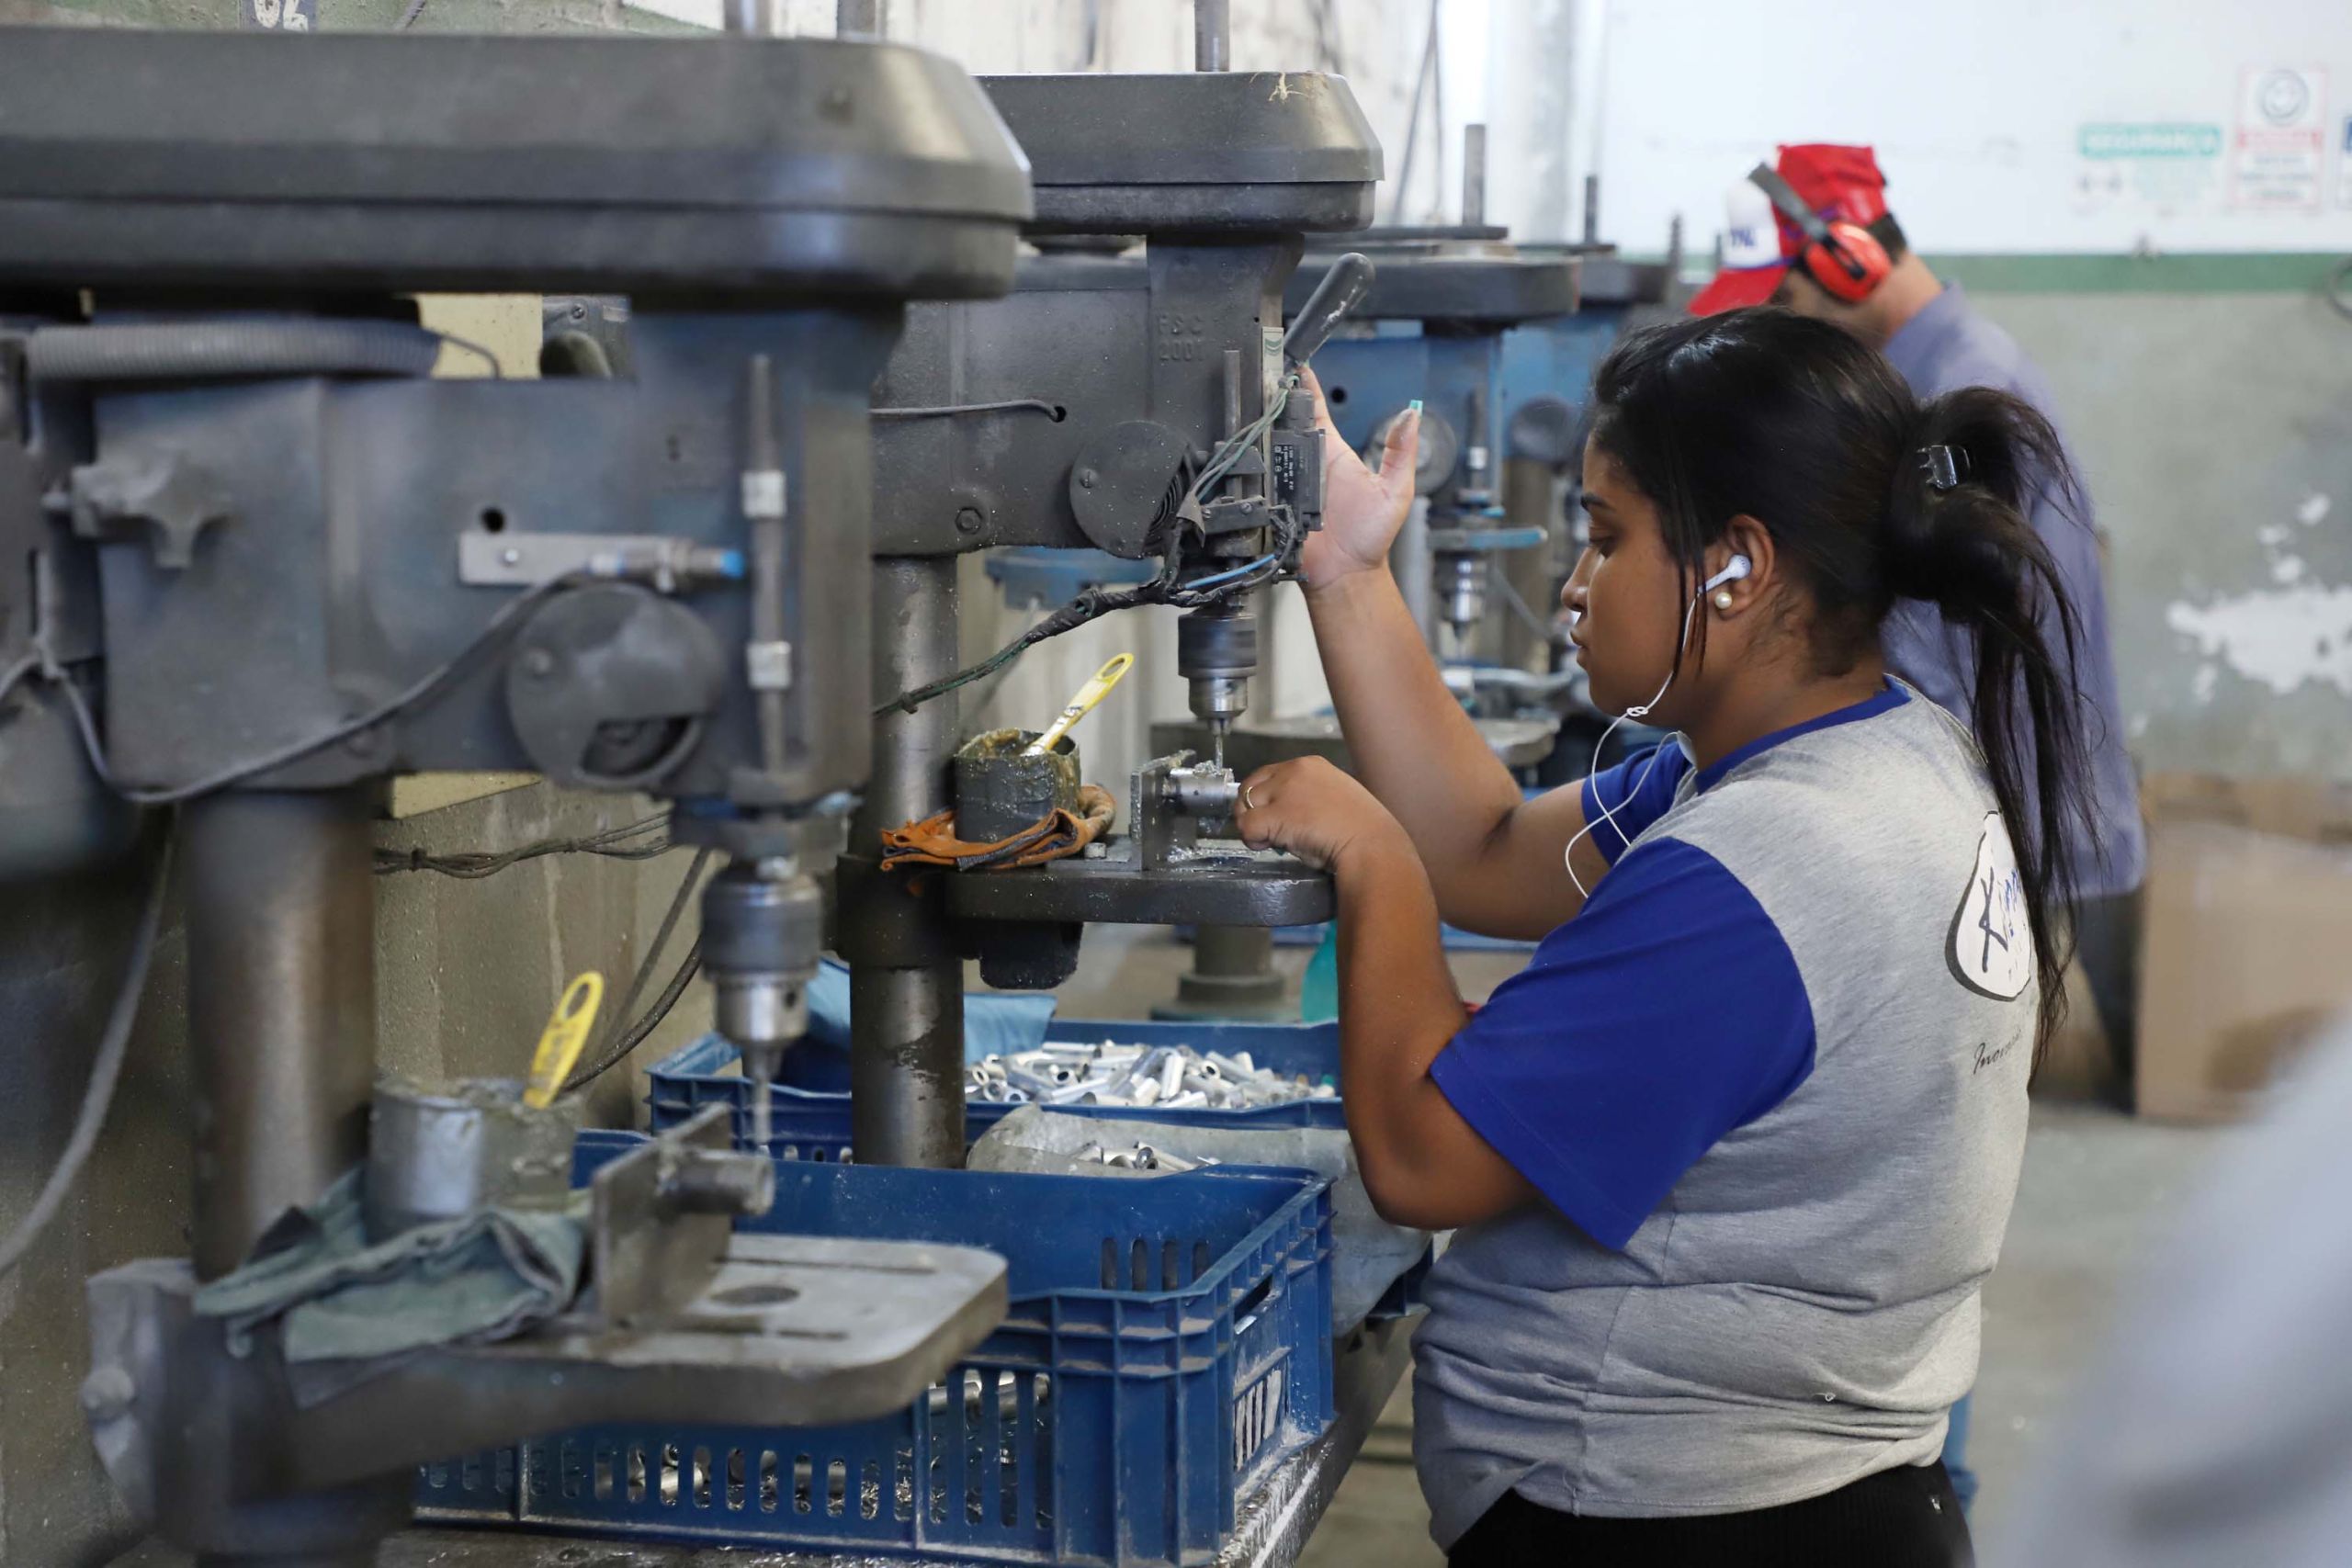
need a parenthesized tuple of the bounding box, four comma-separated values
(1167, 766, 1240, 818)
(1177, 604, 1257, 678)
(1191, 674, 1250, 728)
(850, 964, 965, 1167)
(722, 0, 775, 34)
(1442, 554, 1487, 637)
(1463, 124, 1487, 226)
(743, 355, 790, 779)
(661, 1148, 776, 1217)
(1194, 0, 1229, 71)
(702, 865, 822, 987)
(850, 557, 964, 1168)
(1157, 925, 1287, 1021)
(836, 0, 885, 34)
(186, 790, 376, 1281)
(364, 1078, 576, 1242)
(1179, 601, 1257, 732)
(1501, 457, 1563, 672)
(713, 979, 809, 1059)
(1392, 496, 1437, 649)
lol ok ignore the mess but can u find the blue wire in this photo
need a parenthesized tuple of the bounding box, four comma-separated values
(1186, 554, 1277, 592)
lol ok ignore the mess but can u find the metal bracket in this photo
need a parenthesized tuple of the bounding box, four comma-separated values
(458, 530, 741, 592)
(1135, 750, 1243, 870)
(590, 1105, 775, 1325)
(68, 451, 233, 570)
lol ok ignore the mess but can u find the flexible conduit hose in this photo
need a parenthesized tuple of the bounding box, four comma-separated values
(23, 319, 444, 382)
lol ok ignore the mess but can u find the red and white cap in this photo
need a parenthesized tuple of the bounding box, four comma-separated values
(1688, 143, 1892, 316)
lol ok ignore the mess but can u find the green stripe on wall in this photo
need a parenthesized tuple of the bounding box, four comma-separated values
(1922, 252, 2351, 293)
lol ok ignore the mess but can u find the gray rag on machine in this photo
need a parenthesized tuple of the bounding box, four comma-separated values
(968, 1106, 1430, 1329)
(192, 1168, 587, 1406)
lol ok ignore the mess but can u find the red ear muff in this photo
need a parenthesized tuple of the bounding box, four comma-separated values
(1802, 220, 1891, 303)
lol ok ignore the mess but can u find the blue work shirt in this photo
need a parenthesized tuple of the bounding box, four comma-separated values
(1881, 284, 2144, 899)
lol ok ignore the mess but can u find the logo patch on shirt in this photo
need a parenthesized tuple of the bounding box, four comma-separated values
(1948, 813, 2030, 1000)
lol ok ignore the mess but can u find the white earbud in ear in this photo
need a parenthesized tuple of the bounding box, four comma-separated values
(1700, 553, 1753, 595)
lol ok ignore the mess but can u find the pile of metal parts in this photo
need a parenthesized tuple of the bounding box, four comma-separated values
(1069, 1140, 1219, 1173)
(967, 1041, 1336, 1111)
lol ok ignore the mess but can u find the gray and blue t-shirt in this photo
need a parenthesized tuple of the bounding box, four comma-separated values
(1413, 681, 2034, 1544)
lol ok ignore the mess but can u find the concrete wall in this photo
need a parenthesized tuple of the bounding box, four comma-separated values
(1971, 284, 2352, 782)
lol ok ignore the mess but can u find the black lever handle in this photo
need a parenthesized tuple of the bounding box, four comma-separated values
(1280, 252, 1375, 367)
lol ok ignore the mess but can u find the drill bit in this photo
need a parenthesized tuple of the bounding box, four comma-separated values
(1212, 717, 1227, 773)
(752, 1073, 773, 1152)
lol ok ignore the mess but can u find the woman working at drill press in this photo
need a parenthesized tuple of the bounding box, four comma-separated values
(1233, 308, 2095, 1566)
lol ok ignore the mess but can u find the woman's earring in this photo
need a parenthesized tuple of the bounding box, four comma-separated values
(1713, 590, 1735, 610)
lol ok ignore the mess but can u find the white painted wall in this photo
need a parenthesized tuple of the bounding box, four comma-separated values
(1566, 0, 2352, 258)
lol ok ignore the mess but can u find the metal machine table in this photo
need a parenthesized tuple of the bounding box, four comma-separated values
(339, 1319, 1412, 1568)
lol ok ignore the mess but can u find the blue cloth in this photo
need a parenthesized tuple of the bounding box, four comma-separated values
(1881, 284, 2144, 900)
(1944, 1392, 1978, 1512)
(804, 958, 1056, 1066)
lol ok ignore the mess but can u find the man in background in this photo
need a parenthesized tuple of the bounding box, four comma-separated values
(1689, 142, 2149, 1511)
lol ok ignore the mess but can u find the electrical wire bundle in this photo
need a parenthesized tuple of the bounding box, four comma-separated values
(873, 370, 1306, 717)
(373, 810, 674, 879)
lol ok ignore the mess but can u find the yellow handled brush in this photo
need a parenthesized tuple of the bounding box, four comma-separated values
(1023, 653, 1134, 756)
(523, 971, 605, 1108)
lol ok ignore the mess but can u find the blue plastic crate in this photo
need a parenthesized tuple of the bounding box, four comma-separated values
(419, 1134, 1335, 1566)
(649, 1017, 1347, 1156)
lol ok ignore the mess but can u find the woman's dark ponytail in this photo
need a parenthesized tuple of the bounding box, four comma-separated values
(1588, 310, 2102, 1058)
(1885, 388, 2097, 1051)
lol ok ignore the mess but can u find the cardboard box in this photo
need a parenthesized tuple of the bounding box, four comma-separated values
(2135, 774, 2352, 1121)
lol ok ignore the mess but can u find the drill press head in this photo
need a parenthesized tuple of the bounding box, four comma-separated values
(1177, 600, 1258, 767)
(700, 856, 823, 1137)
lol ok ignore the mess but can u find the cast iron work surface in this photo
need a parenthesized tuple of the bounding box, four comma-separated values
(338, 1323, 1415, 1568)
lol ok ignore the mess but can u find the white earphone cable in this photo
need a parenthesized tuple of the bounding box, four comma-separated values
(1564, 588, 1705, 900)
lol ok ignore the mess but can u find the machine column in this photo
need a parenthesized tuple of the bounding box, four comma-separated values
(849, 557, 966, 1168)
(186, 789, 376, 1282)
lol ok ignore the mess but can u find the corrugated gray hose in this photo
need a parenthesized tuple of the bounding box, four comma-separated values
(23, 319, 444, 382)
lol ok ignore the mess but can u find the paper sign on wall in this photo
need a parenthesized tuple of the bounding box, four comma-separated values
(2074, 122, 2222, 214)
(2230, 66, 2327, 210)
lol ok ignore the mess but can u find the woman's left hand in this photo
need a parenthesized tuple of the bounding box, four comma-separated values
(1234, 757, 1409, 874)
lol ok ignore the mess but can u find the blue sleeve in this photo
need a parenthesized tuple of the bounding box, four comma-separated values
(1428, 838, 1815, 1249)
(1577, 742, 1691, 865)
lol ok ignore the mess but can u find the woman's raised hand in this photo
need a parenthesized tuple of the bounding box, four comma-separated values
(1296, 367, 1421, 591)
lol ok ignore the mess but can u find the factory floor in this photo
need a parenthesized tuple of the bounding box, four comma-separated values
(1062, 929, 2243, 1566)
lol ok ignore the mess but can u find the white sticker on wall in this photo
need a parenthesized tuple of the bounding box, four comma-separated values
(1948, 814, 2030, 1002)
(2230, 66, 2327, 211)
